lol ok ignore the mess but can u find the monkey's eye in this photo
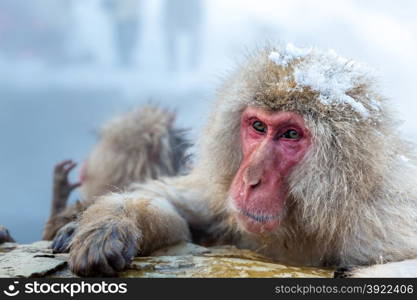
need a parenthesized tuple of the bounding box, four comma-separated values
(252, 121, 267, 133)
(282, 129, 300, 139)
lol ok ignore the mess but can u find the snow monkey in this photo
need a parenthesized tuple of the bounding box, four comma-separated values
(67, 44, 417, 277)
(43, 105, 189, 250)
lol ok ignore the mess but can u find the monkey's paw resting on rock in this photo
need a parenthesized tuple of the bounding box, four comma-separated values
(69, 219, 140, 277)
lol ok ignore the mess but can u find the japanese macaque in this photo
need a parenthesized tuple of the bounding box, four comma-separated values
(43, 105, 189, 247)
(0, 226, 14, 244)
(66, 44, 417, 277)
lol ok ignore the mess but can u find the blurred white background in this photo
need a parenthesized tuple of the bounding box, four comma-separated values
(0, 0, 416, 242)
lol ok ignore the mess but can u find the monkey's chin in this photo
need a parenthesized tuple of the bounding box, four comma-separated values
(236, 209, 281, 234)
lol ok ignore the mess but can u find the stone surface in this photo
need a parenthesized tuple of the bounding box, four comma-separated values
(0, 241, 334, 278)
(0, 242, 18, 254)
(0, 241, 67, 277)
(151, 242, 211, 256)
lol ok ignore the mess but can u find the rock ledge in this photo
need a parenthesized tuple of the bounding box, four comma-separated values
(0, 241, 333, 278)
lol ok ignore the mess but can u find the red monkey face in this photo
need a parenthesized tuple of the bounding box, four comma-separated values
(230, 106, 312, 233)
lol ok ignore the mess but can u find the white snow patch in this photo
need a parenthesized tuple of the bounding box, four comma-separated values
(369, 98, 381, 111)
(270, 44, 375, 118)
(398, 155, 410, 163)
(342, 96, 370, 118)
(268, 43, 312, 66)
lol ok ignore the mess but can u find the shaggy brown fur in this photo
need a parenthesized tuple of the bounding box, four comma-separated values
(68, 45, 417, 277)
(80, 105, 189, 201)
(43, 105, 189, 241)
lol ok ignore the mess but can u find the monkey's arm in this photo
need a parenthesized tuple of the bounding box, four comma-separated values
(68, 176, 209, 277)
(43, 160, 81, 240)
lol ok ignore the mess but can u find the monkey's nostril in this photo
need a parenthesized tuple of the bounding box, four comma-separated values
(243, 174, 262, 189)
(249, 179, 261, 189)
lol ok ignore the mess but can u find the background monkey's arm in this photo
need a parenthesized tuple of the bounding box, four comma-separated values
(43, 160, 83, 240)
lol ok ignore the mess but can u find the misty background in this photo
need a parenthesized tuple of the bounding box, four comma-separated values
(0, 0, 416, 243)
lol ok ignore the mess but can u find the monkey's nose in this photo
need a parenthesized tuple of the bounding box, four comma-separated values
(249, 179, 261, 189)
(243, 165, 263, 189)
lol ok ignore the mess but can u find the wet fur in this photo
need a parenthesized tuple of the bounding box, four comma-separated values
(81, 105, 189, 201)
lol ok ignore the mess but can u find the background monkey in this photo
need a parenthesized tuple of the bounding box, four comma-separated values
(43, 105, 189, 247)
(65, 44, 417, 277)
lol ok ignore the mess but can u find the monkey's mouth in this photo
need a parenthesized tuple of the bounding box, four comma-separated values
(239, 209, 282, 223)
(234, 207, 283, 233)
(229, 197, 284, 233)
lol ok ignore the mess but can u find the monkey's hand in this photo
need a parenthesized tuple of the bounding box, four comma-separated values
(52, 160, 81, 216)
(0, 226, 15, 244)
(68, 218, 140, 277)
(51, 221, 78, 253)
(68, 188, 192, 277)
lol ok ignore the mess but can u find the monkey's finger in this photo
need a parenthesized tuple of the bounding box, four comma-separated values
(54, 160, 73, 173)
(121, 235, 138, 264)
(63, 162, 78, 176)
(89, 241, 117, 277)
(52, 236, 70, 253)
(69, 246, 91, 277)
(69, 182, 82, 191)
(52, 226, 75, 253)
(103, 238, 127, 271)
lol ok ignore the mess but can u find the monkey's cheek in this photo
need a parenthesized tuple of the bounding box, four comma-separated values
(235, 213, 280, 234)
